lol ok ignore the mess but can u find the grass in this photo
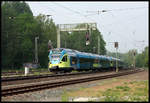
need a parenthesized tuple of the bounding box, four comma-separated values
(61, 90, 69, 102)
(100, 80, 148, 102)
(61, 80, 149, 102)
(115, 85, 130, 91)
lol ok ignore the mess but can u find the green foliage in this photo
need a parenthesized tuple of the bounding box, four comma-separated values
(136, 46, 149, 68)
(1, 1, 107, 70)
(107, 47, 148, 68)
(115, 86, 130, 91)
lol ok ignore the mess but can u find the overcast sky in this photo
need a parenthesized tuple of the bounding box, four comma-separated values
(26, 1, 148, 53)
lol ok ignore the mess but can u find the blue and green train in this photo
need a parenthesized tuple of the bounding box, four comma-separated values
(48, 48, 125, 73)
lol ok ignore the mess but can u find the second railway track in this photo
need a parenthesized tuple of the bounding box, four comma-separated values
(2, 68, 144, 97)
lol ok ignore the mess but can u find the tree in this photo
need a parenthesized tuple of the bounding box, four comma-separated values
(1, 1, 107, 69)
(136, 46, 149, 68)
(2, 1, 34, 69)
(34, 14, 57, 67)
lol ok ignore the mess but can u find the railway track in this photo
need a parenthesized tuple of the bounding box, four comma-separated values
(2, 69, 50, 77)
(2, 68, 144, 97)
(2, 68, 122, 82)
(2, 69, 118, 86)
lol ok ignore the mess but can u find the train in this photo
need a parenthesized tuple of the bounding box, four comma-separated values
(48, 48, 125, 73)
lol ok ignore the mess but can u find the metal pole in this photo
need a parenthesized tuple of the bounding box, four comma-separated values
(133, 51, 136, 69)
(98, 35, 100, 55)
(57, 24, 60, 48)
(93, 47, 96, 53)
(35, 37, 39, 63)
(65, 40, 67, 48)
(116, 48, 118, 72)
(134, 54, 135, 69)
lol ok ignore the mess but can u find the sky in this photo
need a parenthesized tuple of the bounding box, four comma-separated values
(26, 1, 149, 53)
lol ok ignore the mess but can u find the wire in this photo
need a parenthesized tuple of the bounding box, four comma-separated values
(85, 12, 142, 53)
(104, 13, 146, 27)
(52, 2, 96, 23)
(86, 13, 133, 53)
(108, 6, 148, 11)
(86, 6, 148, 16)
(85, 11, 131, 48)
(52, 3, 83, 17)
(92, 9, 147, 48)
(104, 12, 146, 43)
(50, 2, 86, 23)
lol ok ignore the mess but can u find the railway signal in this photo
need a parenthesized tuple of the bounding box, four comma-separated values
(133, 50, 136, 69)
(108, 41, 119, 72)
(85, 31, 90, 45)
(48, 40, 53, 51)
(114, 42, 119, 72)
(9, 16, 16, 19)
(115, 42, 118, 48)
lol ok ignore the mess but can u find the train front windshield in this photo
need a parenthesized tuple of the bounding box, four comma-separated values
(50, 49, 63, 61)
(51, 55, 60, 61)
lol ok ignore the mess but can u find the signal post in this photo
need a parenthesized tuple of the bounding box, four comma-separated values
(115, 42, 119, 72)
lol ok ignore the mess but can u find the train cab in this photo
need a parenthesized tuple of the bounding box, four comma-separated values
(48, 48, 73, 72)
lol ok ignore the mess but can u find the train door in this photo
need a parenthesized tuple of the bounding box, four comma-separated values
(70, 56, 78, 70)
(110, 60, 113, 67)
(61, 55, 70, 68)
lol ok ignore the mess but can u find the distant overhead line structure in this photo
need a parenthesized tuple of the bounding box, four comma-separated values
(56, 22, 97, 48)
(58, 22, 97, 31)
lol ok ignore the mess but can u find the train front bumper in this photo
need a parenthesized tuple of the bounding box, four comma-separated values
(49, 66, 59, 72)
(48, 66, 71, 72)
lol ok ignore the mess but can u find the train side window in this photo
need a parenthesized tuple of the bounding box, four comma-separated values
(79, 58, 93, 63)
(62, 56, 67, 62)
(72, 57, 77, 64)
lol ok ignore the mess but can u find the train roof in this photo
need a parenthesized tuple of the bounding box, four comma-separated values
(52, 48, 121, 61)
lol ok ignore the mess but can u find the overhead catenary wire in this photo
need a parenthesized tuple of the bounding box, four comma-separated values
(85, 7, 147, 45)
(86, 8, 147, 51)
(52, 2, 89, 23)
(88, 7, 147, 53)
(108, 6, 148, 11)
(85, 7, 148, 49)
(47, 3, 84, 23)
(104, 12, 146, 44)
(86, 6, 148, 16)
(52, 2, 97, 23)
(85, 11, 146, 53)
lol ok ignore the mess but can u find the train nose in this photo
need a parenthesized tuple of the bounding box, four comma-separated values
(53, 66, 58, 69)
(49, 66, 59, 72)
